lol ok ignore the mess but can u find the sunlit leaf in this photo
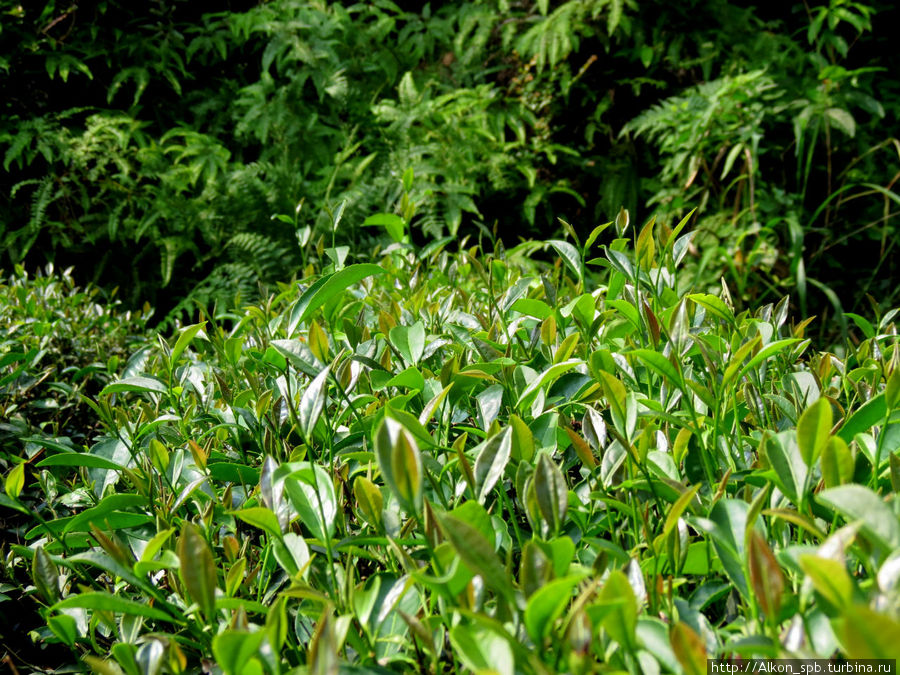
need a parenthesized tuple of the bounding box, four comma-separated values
(288, 264, 385, 334)
(797, 397, 832, 467)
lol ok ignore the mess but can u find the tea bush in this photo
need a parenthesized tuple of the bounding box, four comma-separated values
(3, 215, 899, 673)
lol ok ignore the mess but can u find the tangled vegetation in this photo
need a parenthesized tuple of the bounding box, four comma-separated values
(2, 214, 900, 672)
(1, 0, 899, 323)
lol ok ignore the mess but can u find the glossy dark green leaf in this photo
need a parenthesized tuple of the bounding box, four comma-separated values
(837, 393, 885, 443)
(272, 532, 310, 578)
(418, 382, 454, 425)
(475, 383, 504, 431)
(62, 494, 147, 534)
(763, 431, 807, 505)
(631, 348, 682, 388)
(704, 498, 751, 599)
(385, 404, 436, 447)
(735, 338, 802, 387)
(516, 359, 582, 410)
(32, 545, 60, 604)
(449, 500, 494, 545)
(520, 540, 552, 598)
(47, 613, 78, 647)
(270, 339, 320, 377)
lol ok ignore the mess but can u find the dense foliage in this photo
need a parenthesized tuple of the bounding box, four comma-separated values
(3, 218, 900, 672)
(0, 265, 151, 460)
(3, 1, 900, 672)
(2, 0, 899, 323)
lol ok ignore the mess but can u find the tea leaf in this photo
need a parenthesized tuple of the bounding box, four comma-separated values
(837, 393, 885, 442)
(353, 476, 384, 530)
(438, 512, 516, 604)
(390, 321, 426, 365)
(597, 569, 637, 650)
(213, 629, 267, 675)
(288, 264, 385, 333)
(170, 321, 206, 369)
(54, 592, 174, 621)
(821, 436, 854, 488)
(548, 239, 584, 284)
(375, 417, 423, 515)
(524, 573, 585, 642)
(516, 359, 582, 410)
(670, 621, 706, 675)
(177, 522, 218, 621)
(232, 506, 282, 539)
(799, 555, 853, 609)
(636, 216, 656, 268)
(4, 461, 25, 499)
(101, 376, 167, 395)
(530, 453, 568, 538)
(299, 364, 331, 439)
(797, 397, 832, 467)
(817, 485, 900, 550)
(747, 531, 783, 621)
(32, 546, 60, 604)
(449, 623, 514, 675)
(283, 463, 338, 541)
(473, 426, 513, 503)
